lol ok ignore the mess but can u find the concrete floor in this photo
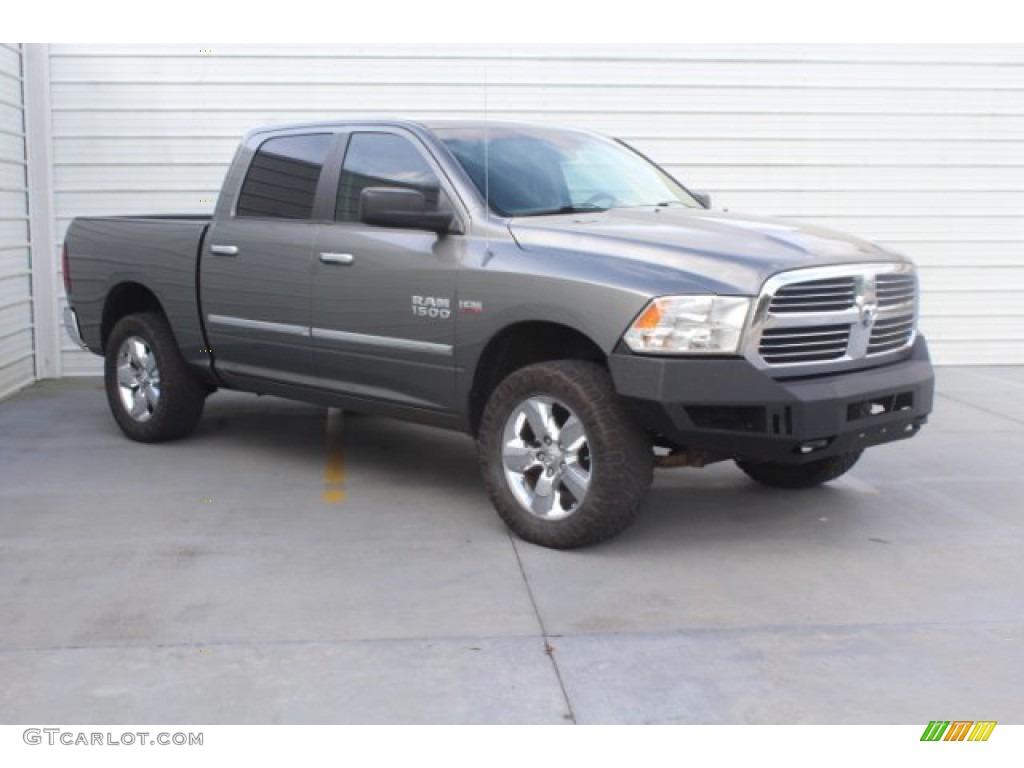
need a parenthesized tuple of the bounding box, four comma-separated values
(0, 367, 1021, 724)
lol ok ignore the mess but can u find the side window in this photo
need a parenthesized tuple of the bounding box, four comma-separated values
(336, 133, 442, 222)
(236, 133, 334, 219)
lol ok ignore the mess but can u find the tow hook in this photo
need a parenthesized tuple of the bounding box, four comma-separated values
(654, 449, 714, 468)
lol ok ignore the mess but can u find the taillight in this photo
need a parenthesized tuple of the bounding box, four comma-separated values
(61, 242, 71, 296)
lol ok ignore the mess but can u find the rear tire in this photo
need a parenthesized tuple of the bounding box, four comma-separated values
(735, 450, 862, 489)
(477, 360, 653, 549)
(104, 312, 207, 442)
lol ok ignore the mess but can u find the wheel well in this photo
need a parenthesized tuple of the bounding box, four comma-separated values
(101, 283, 164, 353)
(468, 321, 606, 436)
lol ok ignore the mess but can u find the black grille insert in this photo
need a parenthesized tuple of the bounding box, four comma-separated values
(769, 277, 856, 313)
(876, 273, 917, 308)
(869, 314, 915, 355)
(759, 324, 851, 363)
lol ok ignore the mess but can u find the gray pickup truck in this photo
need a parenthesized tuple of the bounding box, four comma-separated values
(63, 120, 934, 548)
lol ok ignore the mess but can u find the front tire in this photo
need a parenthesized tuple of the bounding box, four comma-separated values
(104, 312, 207, 442)
(735, 450, 862, 489)
(477, 360, 653, 549)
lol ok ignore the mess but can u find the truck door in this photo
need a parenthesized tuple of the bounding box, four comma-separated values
(200, 132, 335, 387)
(311, 130, 460, 412)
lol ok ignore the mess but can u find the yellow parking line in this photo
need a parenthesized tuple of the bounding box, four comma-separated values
(322, 408, 346, 503)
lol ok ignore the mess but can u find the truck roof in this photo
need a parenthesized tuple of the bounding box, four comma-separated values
(243, 119, 596, 142)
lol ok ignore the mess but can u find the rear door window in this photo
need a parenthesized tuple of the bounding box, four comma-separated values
(236, 133, 334, 219)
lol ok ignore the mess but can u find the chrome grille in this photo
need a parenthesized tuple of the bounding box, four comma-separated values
(876, 273, 916, 308)
(769, 277, 856, 313)
(868, 314, 915, 354)
(744, 263, 918, 373)
(759, 324, 851, 364)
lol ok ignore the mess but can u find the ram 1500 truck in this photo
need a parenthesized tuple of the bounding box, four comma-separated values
(63, 120, 934, 549)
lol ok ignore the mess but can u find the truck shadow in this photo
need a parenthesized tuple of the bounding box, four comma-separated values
(192, 392, 864, 547)
(619, 466, 865, 550)
(194, 393, 483, 496)
(193, 394, 328, 465)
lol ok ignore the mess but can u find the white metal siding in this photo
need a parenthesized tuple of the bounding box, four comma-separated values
(48, 44, 1024, 369)
(0, 43, 33, 398)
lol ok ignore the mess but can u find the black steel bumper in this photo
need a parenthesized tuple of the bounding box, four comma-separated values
(609, 336, 934, 464)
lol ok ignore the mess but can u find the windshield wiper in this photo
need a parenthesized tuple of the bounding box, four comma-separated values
(515, 204, 611, 217)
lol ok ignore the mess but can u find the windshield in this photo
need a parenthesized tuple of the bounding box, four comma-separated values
(433, 124, 701, 217)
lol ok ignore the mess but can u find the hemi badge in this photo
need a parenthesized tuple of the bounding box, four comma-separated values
(459, 300, 484, 314)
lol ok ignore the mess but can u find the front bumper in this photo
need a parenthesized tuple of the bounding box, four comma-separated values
(609, 335, 934, 464)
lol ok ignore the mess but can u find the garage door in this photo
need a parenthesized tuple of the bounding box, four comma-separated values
(47, 44, 1024, 369)
(0, 43, 34, 398)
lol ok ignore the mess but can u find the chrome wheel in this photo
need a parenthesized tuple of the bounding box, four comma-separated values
(502, 395, 592, 521)
(115, 335, 161, 422)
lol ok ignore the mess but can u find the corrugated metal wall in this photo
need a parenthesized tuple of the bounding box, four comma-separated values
(47, 44, 1024, 372)
(0, 43, 34, 398)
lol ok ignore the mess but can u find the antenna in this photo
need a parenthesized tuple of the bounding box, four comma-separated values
(483, 65, 491, 256)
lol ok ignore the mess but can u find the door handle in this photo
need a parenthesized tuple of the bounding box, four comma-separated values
(210, 244, 239, 256)
(320, 252, 354, 266)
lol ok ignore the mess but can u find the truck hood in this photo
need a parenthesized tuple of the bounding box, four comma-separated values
(508, 206, 907, 295)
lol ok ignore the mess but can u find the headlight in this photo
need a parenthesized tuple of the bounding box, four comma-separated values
(622, 295, 751, 355)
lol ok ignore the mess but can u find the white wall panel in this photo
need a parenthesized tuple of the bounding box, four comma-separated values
(0, 43, 33, 398)
(48, 55, 1024, 88)
(47, 43, 1024, 368)
(50, 110, 1024, 143)
(47, 44, 1024, 62)
(50, 82, 1024, 115)
(697, 165, 1024, 191)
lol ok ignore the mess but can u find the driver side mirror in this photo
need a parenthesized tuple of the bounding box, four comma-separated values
(359, 187, 455, 235)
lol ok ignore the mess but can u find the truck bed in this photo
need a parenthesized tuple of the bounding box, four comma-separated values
(65, 214, 212, 368)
